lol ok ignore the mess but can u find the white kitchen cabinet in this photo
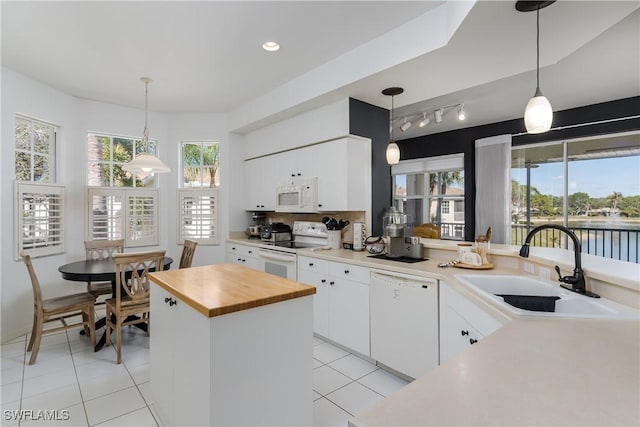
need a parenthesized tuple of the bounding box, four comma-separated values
(226, 243, 262, 271)
(439, 281, 503, 364)
(244, 136, 371, 212)
(150, 284, 210, 426)
(297, 255, 370, 356)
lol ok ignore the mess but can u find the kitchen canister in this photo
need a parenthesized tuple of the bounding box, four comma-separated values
(327, 230, 342, 249)
(352, 222, 366, 251)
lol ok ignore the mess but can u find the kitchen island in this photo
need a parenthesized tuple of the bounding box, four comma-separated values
(148, 263, 315, 427)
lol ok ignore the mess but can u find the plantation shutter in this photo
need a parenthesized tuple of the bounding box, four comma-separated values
(178, 189, 218, 244)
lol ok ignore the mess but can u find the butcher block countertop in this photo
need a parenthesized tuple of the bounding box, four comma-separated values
(149, 263, 315, 318)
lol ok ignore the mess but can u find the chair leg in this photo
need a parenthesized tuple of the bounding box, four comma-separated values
(116, 319, 122, 364)
(27, 313, 38, 351)
(82, 312, 90, 336)
(87, 306, 96, 349)
(28, 317, 44, 365)
(105, 309, 112, 348)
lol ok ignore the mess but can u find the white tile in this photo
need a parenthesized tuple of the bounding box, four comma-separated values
(313, 358, 324, 369)
(1, 354, 26, 373)
(94, 406, 158, 426)
(313, 365, 352, 396)
(23, 353, 75, 380)
(313, 397, 353, 427)
(74, 359, 128, 383)
(137, 381, 154, 405)
(121, 347, 150, 369)
(79, 369, 135, 401)
(313, 342, 349, 364)
(313, 336, 326, 346)
(328, 354, 378, 380)
(71, 346, 117, 367)
(313, 391, 322, 401)
(21, 402, 88, 426)
(127, 363, 149, 385)
(68, 330, 101, 354)
(326, 381, 384, 416)
(21, 369, 77, 399)
(0, 341, 26, 357)
(1, 365, 23, 385)
(84, 386, 146, 426)
(0, 381, 22, 404)
(148, 404, 163, 427)
(357, 368, 409, 397)
(21, 383, 82, 412)
(6, 336, 26, 345)
(26, 341, 72, 364)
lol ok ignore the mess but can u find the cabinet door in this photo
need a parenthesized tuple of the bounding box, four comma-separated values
(329, 278, 370, 356)
(440, 304, 483, 363)
(298, 269, 329, 337)
(149, 284, 176, 424)
(245, 157, 277, 210)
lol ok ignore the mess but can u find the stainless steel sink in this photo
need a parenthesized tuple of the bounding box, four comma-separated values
(455, 274, 639, 319)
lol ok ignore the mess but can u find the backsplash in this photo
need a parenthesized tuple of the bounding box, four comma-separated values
(263, 211, 366, 243)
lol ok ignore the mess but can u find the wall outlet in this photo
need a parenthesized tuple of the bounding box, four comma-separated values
(539, 267, 551, 280)
(523, 261, 535, 274)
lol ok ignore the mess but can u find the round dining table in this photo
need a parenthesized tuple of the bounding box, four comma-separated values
(58, 256, 173, 351)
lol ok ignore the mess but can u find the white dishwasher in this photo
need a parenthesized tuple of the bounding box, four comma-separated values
(370, 269, 439, 379)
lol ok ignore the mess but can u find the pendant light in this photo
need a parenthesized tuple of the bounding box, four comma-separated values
(382, 87, 403, 165)
(517, 1, 555, 134)
(122, 77, 171, 174)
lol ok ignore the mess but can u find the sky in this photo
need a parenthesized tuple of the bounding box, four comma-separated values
(513, 156, 640, 198)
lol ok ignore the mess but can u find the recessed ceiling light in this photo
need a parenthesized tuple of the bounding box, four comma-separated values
(262, 41, 280, 52)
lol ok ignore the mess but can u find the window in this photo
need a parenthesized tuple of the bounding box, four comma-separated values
(178, 141, 220, 245)
(88, 188, 158, 247)
(87, 133, 160, 246)
(181, 141, 219, 188)
(392, 154, 465, 240)
(14, 116, 63, 258)
(88, 133, 158, 188)
(15, 115, 56, 183)
(178, 189, 219, 244)
(511, 131, 640, 263)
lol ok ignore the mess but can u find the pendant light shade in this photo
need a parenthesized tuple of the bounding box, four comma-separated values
(123, 77, 171, 174)
(382, 87, 404, 165)
(518, 1, 555, 134)
(385, 142, 400, 164)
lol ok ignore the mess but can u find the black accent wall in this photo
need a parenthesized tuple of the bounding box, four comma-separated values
(358, 96, 640, 241)
(349, 98, 390, 235)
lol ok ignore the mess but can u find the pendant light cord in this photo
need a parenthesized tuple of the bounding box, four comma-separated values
(536, 4, 540, 91)
(390, 94, 395, 142)
(143, 79, 150, 147)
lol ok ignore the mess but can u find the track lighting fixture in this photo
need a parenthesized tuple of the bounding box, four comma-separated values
(400, 119, 412, 132)
(517, 0, 555, 134)
(457, 104, 466, 121)
(382, 87, 403, 165)
(418, 113, 430, 128)
(434, 109, 443, 123)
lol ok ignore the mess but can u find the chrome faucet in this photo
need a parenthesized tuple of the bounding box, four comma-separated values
(519, 224, 600, 298)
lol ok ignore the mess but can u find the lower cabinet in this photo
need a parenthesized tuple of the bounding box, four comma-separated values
(439, 281, 503, 364)
(226, 243, 262, 270)
(298, 256, 370, 356)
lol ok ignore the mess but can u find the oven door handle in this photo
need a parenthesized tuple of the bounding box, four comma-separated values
(258, 250, 296, 262)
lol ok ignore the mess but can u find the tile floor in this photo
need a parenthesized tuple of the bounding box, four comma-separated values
(1, 321, 410, 426)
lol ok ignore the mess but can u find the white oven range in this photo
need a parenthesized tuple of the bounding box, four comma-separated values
(255, 221, 329, 281)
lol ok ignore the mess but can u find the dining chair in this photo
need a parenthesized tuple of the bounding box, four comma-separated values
(105, 250, 166, 364)
(179, 239, 198, 269)
(84, 239, 125, 300)
(20, 252, 96, 365)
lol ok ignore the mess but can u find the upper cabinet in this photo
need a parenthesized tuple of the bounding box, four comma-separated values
(244, 136, 371, 212)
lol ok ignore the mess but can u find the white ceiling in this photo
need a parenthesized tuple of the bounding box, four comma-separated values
(2, 1, 638, 139)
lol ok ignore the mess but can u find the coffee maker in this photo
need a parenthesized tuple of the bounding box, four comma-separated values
(246, 211, 266, 239)
(383, 207, 407, 258)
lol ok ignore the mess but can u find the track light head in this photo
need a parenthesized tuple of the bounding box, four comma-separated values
(457, 104, 466, 121)
(418, 113, 430, 128)
(400, 119, 412, 132)
(434, 109, 443, 123)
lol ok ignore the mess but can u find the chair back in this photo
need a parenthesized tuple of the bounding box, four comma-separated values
(179, 239, 198, 269)
(20, 252, 43, 312)
(85, 239, 125, 260)
(114, 251, 166, 307)
(414, 223, 442, 239)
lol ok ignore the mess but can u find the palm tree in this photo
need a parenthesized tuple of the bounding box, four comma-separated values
(429, 171, 463, 224)
(183, 143, 219, 187)
(607, 192, 623, 211)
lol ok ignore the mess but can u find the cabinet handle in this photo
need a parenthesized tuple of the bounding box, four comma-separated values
(329, 281, 335, 286)
(318, 204, 323, 207)
(232, 247, 236, 251)
(344, 270, 349, 274)
(164, 297, 177, 307)
(321, 279, 326, 283)
(248, 250, 252, 254)
(461, 330, 469, 336)
(242, 259, 246, 263)
(237, 258, 242, 262)
(309, 262, 314, 266)
(297, 173, 301, 176)
(291, 173, 295, 177)
(260, 205, 265, 208)
(469, 338, 478, 345)
(256, 205, 260, 208)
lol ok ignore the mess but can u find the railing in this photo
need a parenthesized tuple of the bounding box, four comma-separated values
(440, 222, 465, 241)
(512, 224, 639, 264)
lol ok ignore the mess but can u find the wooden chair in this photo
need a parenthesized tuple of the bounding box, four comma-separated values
(105, 250, 166, 364)
(84, 239, 125, 301)
(21, 252, 96, 365)
(179, 239, 198, 269)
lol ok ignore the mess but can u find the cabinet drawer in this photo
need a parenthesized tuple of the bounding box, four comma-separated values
(298, 256, 329, 274)
(227, 244, 259, 259)
(329, 262, 369, 284)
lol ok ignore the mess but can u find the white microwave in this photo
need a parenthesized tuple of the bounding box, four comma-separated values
(275, 177, 318, 213)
